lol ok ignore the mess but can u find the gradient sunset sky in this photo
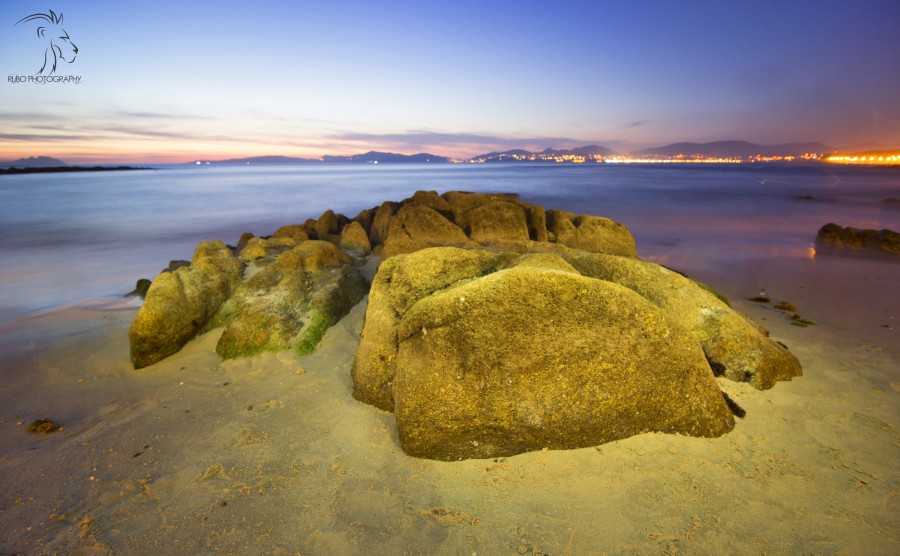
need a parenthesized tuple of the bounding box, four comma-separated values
(1, 0, 899, 163)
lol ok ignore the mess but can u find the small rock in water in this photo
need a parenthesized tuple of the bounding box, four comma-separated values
(774, 300, 797, 312)
(789, 314, 816, 327)
(125, 278, 152, 298)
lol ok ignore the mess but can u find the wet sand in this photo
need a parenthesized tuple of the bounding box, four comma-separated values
(0, 252, 897, 555)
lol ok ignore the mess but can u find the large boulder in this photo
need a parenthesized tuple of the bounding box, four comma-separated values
(392, 264, 734, 460)
(339, 220, 371, 255)
(314, 209, 347, 244)
(439, 191, 549, 241)
(465, 200, 530, 243)
(381, 205, 476, 258)
(129, 241, 244, 369)
(368, 201, 398, 247)
(563, 252, 802, 389)
(547, 210, 637, 257)
(273, 224, 310, 242)
(352, 246, 805, 459)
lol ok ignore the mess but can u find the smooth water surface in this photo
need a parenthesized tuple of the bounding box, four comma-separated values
(0, 163, 897, 326)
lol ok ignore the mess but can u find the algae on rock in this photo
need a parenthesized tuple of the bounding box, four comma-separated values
(211, 241, 368, 360)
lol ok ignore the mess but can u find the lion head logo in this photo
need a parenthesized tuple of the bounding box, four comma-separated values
(15, 9, 78, 75)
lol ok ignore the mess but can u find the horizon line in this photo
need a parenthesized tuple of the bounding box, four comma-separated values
(6, 139, 882, 167)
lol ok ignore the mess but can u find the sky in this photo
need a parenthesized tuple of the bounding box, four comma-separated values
(1, 0, 899, 163)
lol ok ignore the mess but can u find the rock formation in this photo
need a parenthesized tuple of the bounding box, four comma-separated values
(816, 223, 900, 257)
(129, 190, 803, 461)
(393, 260, 735, 460)
(351, 243, 801, 459)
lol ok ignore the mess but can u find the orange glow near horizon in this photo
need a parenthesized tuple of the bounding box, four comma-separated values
(0, 137, 483, 165)
(0, 142, 335, 165)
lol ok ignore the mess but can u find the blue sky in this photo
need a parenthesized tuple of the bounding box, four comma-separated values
(1, 0, 899, 162)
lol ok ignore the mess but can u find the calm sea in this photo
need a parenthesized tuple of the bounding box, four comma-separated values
(0, 163, 897, 326)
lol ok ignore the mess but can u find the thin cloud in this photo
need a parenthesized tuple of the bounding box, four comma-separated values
(113, 110, 216, 121)
(0, 112, 66, 122)
(0, 133, 87, 142)
(96, 126, 205, 140)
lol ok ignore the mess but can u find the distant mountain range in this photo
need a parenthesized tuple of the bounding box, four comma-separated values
(9, 141, 837, 169)
(206, 152, 451, 165)
(217, 141, 830, 164)
(1, 156, 68, 168)
(321, 151, 450, 163)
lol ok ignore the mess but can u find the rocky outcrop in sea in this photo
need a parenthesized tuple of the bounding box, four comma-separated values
(815, 223, 900, 257)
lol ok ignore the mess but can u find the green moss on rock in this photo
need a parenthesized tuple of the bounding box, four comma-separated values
(296, 312, 328, 355)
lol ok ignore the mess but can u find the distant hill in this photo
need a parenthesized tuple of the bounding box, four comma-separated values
(472, 149, 534, 160)
(541, 145, 617, 157)
(637, 141, 831, 158)
(472, 145, 617, 162)
(3, 156, 67, 168)
(321, 151, 450, 163)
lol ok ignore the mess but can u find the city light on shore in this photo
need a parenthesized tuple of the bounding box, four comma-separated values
(824, 153, 900, 164)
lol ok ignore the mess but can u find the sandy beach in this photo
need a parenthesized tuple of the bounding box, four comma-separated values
(0, 246, 897, 555)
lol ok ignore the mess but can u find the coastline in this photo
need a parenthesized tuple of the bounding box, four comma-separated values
(0, 246, 896, 554)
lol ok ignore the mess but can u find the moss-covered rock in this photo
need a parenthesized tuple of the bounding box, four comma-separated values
(368, 201, 398, 247)
(465, 200, 530, 243)
(212, 241, 365, 360)
(547, 210, 637, 257)
(405, 190, 453, 216)
(314, 209, 348, 244)
(352, 245, 803, 459)
(273, 224, 310, 242)
(381, 205, 476, 258)
(392, 265, 734, 460)
(129, 240, 244, 369)
(339, 220, 372, 255)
